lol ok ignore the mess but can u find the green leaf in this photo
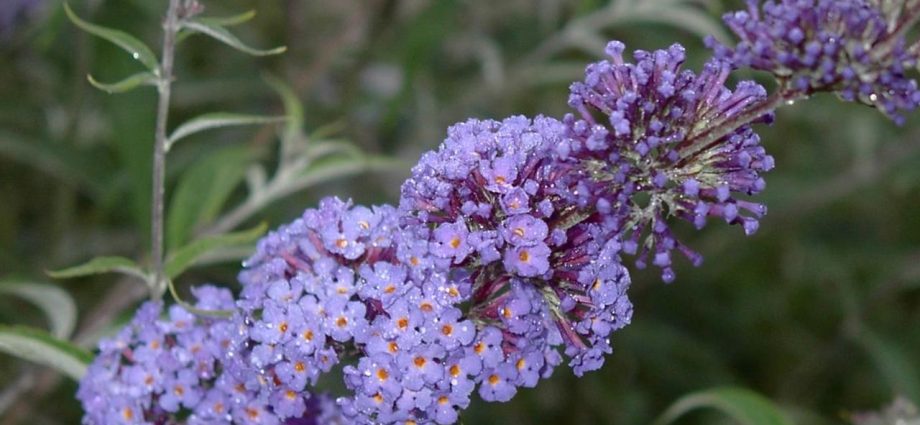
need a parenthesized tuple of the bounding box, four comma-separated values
(263, 74, 304, 154)
(652, 387, 793, 425)
(280, 155, 404, 199)
(198, 10, 257, 27)
(87, 71, 157, 94)
(63, 3, 160, 72)
(167, 147, 251, 249)
(165, 223, 267, 279)
(166, 112, 286, 151)
(0, 281, 78, 339)
(857, 329, 920, 403)
(48, 256, 148, 281)
(177, 10, 258, 42)
(180, 19, 286, 56)
(0, 325, 92, 381)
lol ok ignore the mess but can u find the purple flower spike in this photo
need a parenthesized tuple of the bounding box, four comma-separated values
(567, 41, 775, 281)
(709, 0, 920, 122)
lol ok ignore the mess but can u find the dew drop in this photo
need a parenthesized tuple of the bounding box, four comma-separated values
(869, 93, 879, 102)
(785, 99, 796, 106)
(132, 52, 140, 60)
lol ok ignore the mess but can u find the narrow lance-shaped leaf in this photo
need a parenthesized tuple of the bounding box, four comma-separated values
(264, 74, 304, 155)
(63, 3, 160, 72)
(87, 71, 157, 94)
(270, 154, 404, 203)
(652, 387, 793, 425)
(48, 256, 148, 282)
(0, 281, 78, 339)
(165, 223, 267, 279)
(180, 19, 286, 56)
(176, 10, 258, 42)
(167, 147, 252, 249)
(166, 112, 286, 151)
(198, 10, 257, 27)
(0, 325, 92, 381)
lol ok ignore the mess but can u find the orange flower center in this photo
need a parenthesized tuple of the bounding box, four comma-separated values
(413, 356, 427, 368)
(245, 407, 260, 419)
(518, 249, 530, 262)
(488, 374, 500, 385)
(441, 324, 453, 336)
(376, 368, 389, 381)
(516, 358, 527, 370)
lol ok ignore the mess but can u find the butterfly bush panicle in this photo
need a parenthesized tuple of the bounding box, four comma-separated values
(708, 0, 920, 123)
(567, 41, 774, 282)
(77, 1, 920, 423)
(400, 116, 633, 377)
(76, 285, 344, 425)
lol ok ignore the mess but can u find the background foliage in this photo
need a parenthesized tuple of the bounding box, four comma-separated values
(1, 0, 918, 424)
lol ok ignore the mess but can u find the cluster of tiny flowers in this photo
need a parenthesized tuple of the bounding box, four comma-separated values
(708, 0, 920, 123)
(233, 194, 630, 424)
(400, 116, 634, 376)
(232, 198, 405, 422)
(78, 1, 920, 423)
(567, 41, 774, 281)
(76, 286, 344, 425)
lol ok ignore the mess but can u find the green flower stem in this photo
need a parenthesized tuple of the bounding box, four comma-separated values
(151, 0, 182, 299)
(676, 89, 795, 168)
(873, 0, 920, 61)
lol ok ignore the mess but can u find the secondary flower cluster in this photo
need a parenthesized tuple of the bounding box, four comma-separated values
(77, 286, 345, 424)
(566, 41, 774, 281)
(231, 195, 630, 423)
(708, 0, 920, 123)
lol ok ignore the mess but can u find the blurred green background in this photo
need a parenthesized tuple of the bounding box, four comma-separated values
(1, 0, 919, 424)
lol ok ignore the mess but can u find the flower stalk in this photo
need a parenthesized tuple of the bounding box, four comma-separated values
(150, 0, 182, 299)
